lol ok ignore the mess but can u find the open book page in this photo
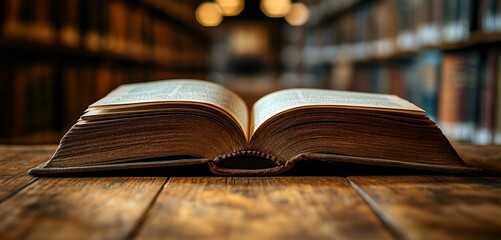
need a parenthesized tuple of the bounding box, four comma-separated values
(90, 79, 249, 137)
(252, 89, 425, 134)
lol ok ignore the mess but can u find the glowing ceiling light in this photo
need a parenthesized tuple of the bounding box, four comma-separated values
(285, 3, 309, 26)
(196, 2, 223, 27)
(260, 0, 291, 18)
(216, 0, 244, 16)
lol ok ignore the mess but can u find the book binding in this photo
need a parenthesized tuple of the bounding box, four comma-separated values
(28, 150, 482, 176)
(208, 150, 294, 175)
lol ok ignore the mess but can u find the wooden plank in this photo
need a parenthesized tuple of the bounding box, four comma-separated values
(0, 145, 56, 202)
(349, 176, 501, 240)
(0, 177, 167, 239)
(454, 144, 501, 173)
(135, 177, 393, 240)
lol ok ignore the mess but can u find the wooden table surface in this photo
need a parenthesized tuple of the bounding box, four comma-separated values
(0, 145, 500, 240)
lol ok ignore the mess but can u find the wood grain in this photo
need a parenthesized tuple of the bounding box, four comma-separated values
(0, 145, 55, 202)
(0, 177, 166, 240)
(454, 144, 501, 173)
(349, 176, 501, 240)
(0, 145, 500, 239)
(136, 177, 393, 240)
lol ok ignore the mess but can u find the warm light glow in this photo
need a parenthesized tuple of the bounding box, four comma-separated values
(196, 2, 223, 27)
(260, 0, 291, 18)
(230, 25, 268, 56)
(285, 3, 309, 26)
(216, 0, 244, 16)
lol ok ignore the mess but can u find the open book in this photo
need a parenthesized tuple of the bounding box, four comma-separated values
(30, 79, 478, 176)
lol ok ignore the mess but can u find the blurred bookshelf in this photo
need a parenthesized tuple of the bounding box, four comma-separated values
(3, 0, 501, 146)
(0, 0, 209, 144)
(282, 0, 501, 144)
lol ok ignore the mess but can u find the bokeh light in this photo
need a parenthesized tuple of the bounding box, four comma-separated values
(216, 0, 244, 16)
(196, 2, 223, 27)
(285, 3, 309, 26)
(260, 0, 291, 18)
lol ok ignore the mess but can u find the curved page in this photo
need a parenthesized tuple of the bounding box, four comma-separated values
(252, 89, 425, 134)
(90, 79, 249, 138)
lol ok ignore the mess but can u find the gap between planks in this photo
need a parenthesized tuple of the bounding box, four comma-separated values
(125, 177, 170, 240)
(348, 178, 404, 240)
(0, 177, 39, 204)
(133, 177, 393, 240)
(347, 176, 501, 240)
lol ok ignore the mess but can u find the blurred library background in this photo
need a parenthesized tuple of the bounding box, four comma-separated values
(1, 0, 501, 145)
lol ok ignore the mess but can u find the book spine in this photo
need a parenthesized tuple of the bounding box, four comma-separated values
(34, 0, 56, 44)
(0, 64, 13, 136)
(479, 0, 488, 31)
(83, 0, 103, 52)
(209, 150, 293, 176)
(497, 0, 501, 31)
(475, 49, 498, 144)
(396, 0, 415, 51)
(58, 0, 81, 48)
(388, 63, 406, 97)
(463, 52, 481, 141)
(495, 51, 501, 143)
(402, 58, 420, 107)
(13, 66, 29, 137)
(418, 50, 442, 121)
(438, 53, 467, 140)
(483, 0, 498, 32)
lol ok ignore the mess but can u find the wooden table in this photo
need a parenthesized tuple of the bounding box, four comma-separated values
(0, 145, 500, 239)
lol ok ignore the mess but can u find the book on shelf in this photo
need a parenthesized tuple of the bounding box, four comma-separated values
(438, 53, 467, 141)
(29, 79, 480, 176)
(1, 63, 55, 139)
(418, 50, 442, 121)
(57, 0, 80, 48)
(436, 50, 501, 144)
(82, 0, 103, 52)
(2, 0, 56, 44)
(479, 0, 501, 33)
(496, 51, 501, 144)
(476, 49, 499, 144)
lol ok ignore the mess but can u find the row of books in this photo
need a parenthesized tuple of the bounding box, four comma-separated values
(0, 63, 207, 143)
(331, 49, 500, 144)
(0, 0, 209, 143)
(311, 0, 361, 24)
(480, 0, 501, 33)
(304, 0, 501, 65)
(318, 0, 501, 34)
(0, 63, 55, 139)
(142, 0, 198, 27)
(0, 0, 208, 68)
(62, 65, 206, 130)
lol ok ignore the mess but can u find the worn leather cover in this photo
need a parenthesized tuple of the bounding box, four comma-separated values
(28, 150, 482, 176)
